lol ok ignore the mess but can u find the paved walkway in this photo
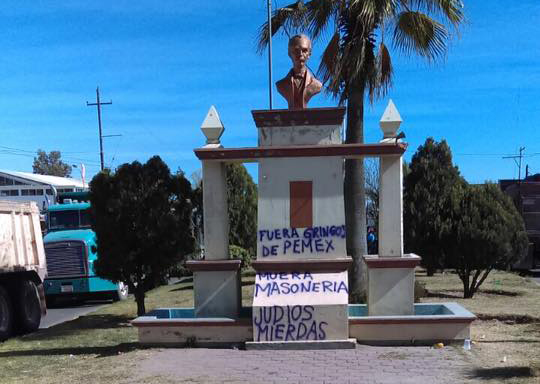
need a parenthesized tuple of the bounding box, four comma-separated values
(136, 345, 476, 384)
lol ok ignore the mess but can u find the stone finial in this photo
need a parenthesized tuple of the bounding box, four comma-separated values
(379, 99, 402, 139)
(201, 105, 224, 147)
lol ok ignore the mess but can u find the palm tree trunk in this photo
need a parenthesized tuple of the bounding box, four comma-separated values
(344, 88, 367, 303)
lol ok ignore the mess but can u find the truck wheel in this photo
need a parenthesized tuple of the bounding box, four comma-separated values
(16, 280, 41, 333)
(113, 282, 129, 301)
(0, 285, 14, 341)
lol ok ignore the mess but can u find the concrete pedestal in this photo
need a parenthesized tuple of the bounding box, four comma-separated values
(364, 255, 421, 316)
(186, 260, 242, 318)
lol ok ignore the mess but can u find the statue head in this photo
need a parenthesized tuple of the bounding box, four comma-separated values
(288, 34, 312, 72)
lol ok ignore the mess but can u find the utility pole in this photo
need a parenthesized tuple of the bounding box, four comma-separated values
(87, 87, 112, 171)
(267, 0, 273, 109)
(503, 146, 526, 181)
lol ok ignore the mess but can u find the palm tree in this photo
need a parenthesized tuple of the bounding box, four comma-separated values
(257, 0, 464, 301)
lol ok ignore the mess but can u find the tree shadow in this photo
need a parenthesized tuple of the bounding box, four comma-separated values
(0, 342, 141, 359)
(479, 289, 521, 297)
(468, 366, 537, 380)
(169, 284, 193, 292)
(22, 314, 133, 341)
(173, 277, 193, 284)
(476, 339, 540, 343)
(46, 298, 112, 309)
(426, 291, 463, 299)
(476, 313, 540, 324)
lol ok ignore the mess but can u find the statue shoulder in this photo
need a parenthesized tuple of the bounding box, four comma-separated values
(311, 77, 322, 92)
(276, 76, 290, 93)
(306, 73, 322, 96)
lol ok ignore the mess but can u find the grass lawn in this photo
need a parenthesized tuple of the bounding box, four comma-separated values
(0, 271, 539, 383)
(0, 279, 196, 384)
(418, 270, 540, 383)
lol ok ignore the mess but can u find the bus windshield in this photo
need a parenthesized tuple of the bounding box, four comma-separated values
(49, 209, 91, 231)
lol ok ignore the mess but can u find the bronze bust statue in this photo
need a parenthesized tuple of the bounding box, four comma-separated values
(276, 34, 322, 109)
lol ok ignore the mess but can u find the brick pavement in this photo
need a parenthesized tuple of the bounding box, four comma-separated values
(135, 344, 477, 383)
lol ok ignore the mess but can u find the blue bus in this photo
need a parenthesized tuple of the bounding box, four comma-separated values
(43, 195, 128, 303)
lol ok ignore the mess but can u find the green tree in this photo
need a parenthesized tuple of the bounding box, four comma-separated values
(258, 0, 464, 299)
(365, 159, 379, 230)
(226, 164, 258, 255)
(447, 183, 528, 298)
(190, 171, 204, 259)
(89, 156, 195, 315)
(404, 137, 463, 276)
(32, 150, 72, 177)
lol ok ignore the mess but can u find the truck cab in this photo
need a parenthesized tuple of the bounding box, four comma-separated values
(43, 196, 128, 303)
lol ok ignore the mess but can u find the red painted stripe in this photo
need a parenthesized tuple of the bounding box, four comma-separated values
(133, 320, 252, 328)
(194, 143, 407, 161)
(185, 260, 242, 271)
(252, 107, 346, 127)
(363, 255, 421, 269)
(349, 317, 476, 325)
(251, 259, 352, 272)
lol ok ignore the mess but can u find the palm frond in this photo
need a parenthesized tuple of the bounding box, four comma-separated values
(338, 6, 379, 102)
(256, 1, 308, 54)
(393, 11, 448, 61)
(350, 0, 397, 28)
(405, 0, 464, 27)
(306, 0, 340, 41)
(317, 32, 341, 95)
(372, 42, 393, 102)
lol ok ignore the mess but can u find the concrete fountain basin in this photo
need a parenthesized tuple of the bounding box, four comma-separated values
(132, 303, 475, 347)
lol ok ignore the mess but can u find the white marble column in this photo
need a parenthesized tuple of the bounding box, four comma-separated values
(378, 155, 403, 257)
(202, 161, 229, 260)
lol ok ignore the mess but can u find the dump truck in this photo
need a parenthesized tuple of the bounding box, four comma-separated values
(0, 200, 47, 341)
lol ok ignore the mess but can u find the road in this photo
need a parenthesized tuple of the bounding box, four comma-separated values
(40, 300, 107, 329)
(39, 278, 187, 329)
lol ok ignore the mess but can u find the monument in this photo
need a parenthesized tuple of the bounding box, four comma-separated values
(131, 35, 475, 348)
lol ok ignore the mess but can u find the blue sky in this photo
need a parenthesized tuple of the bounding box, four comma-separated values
(1, 1, 539, 184)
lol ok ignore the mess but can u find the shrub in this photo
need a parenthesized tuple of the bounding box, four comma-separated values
(230, 245, 252, 271)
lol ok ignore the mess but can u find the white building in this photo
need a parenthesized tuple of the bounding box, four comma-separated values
(0, 170, 86, 210)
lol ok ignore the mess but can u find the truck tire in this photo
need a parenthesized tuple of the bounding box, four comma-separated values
(0, 285, 13, 341)
(15, 280, 41, 333)
(113, 282, 129, 301)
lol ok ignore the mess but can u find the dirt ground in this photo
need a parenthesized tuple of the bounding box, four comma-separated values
(418, 270, 540, 383)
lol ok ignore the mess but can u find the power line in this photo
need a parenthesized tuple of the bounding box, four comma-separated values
(0, 145, 94, 155)
(453, 153, 515, 157)
(0, 149, 102, 167)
